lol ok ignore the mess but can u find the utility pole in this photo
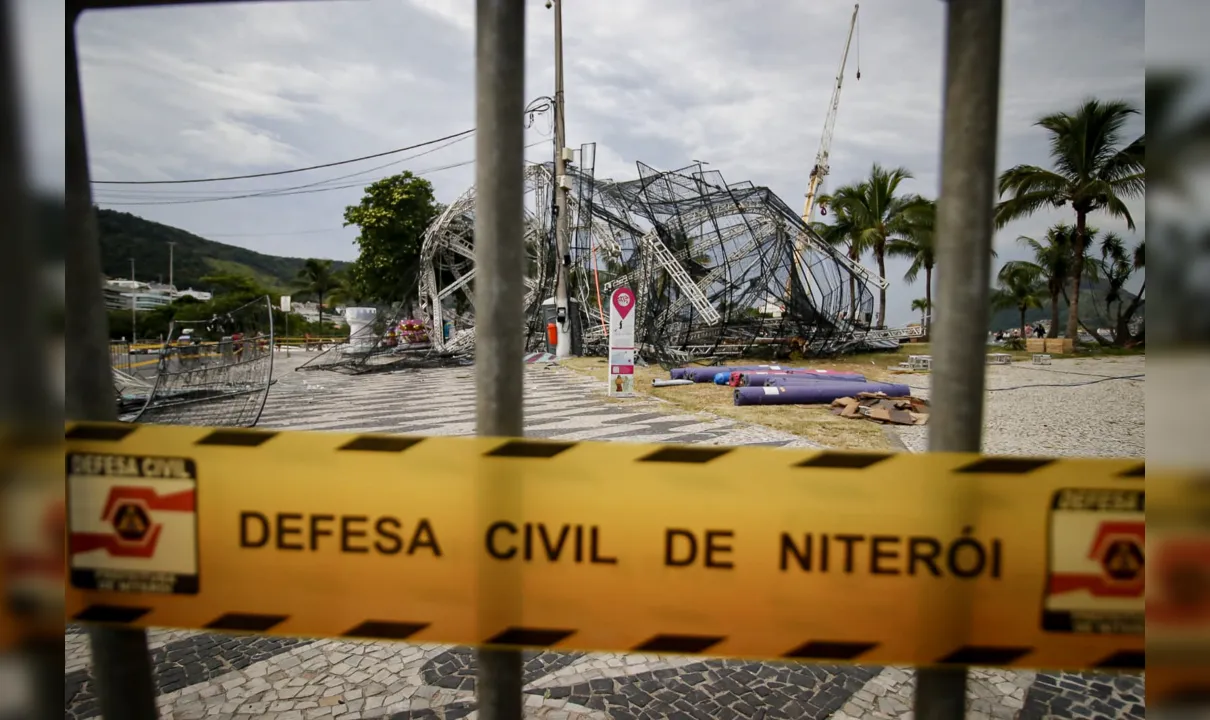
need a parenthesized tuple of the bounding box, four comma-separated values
(550, 0, 572, 359)
(168, 241, 175, 288)
(473, 0, 526, 719)
(916, 1, 1003, 719)
(130, 257, 137, 344)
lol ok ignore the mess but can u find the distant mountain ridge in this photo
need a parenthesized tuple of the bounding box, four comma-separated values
(96, 208, 349, 294)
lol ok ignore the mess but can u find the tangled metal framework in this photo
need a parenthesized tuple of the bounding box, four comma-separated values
(117, 295, 275, 426)
(296, 148, 879, 374)
(417, 149, 876, 365)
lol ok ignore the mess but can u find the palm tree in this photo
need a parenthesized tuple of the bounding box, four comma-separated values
(995, 98, 1145, 341)
(911, 297, 930, 328)
(1087, 233, 1145, 345)
(295, 259, 339, 327)
(811, 210, 868, 322)
(887, 199, 936, 335)
(992, 263, 1046, 340)
(819, 164, 927, 328)
(1010, 224, 1077, 338)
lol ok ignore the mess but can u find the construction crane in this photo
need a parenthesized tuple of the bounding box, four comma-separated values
(804, 2, 860, 224)
(789, 3, 884, 306)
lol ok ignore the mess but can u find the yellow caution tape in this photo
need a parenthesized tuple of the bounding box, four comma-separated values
(63, 422, 1154, 671)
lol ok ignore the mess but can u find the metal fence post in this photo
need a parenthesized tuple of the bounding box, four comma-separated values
(66, 7, 160, 719)
(0, 0, 60, 717)
(473, 1, 527, 719)
(916, 1, 1003, 719)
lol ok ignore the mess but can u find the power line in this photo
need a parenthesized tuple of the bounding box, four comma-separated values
(92, 96, 557, 187)
(95, 141, 552, 207)
(92, 129, 477, 185)
(93, 133, 476, 201)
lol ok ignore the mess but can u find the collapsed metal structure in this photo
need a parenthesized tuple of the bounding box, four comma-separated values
(301, 148, 881, 374)
(114, 295, 275, 426)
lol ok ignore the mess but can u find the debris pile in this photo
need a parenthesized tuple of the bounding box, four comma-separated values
(830, 392, 930, 425)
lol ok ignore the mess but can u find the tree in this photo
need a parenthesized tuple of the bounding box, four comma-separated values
(818, 164, 927, 328)
(887, 199, 936, 335)
(995, 98, 1145, 341)
(1009, 223, 1083, 338)
(343, 171, 440, 305)
(991, 263, 1045, 339)
(327, 265, 373, 308)
(811, 206, 870, 322)
(1086, 233, 1145, 346)
(910, 297, 930, 327)
(295, 259, 339, 327)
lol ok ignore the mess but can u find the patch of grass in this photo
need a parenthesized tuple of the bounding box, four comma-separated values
(560, 340, 1132, 449)
(559, 356, 894, 451)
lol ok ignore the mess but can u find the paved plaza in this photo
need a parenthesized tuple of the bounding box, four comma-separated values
(66, 356, 1144, 719)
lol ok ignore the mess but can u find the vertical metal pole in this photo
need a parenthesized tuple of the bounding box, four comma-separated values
(551, 0, 572, 358)
(130, 258, 137, 344)
(66, 9, 160, 719)
(0, 0, 59, 717)
(917, 2, 1002, 719)
(473, 1, 526, 719)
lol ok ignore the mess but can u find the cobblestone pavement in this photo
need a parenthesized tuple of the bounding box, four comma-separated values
(67, 356, 1144, 719)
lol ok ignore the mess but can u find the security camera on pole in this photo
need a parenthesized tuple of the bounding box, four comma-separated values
(549, 0, 573, 359)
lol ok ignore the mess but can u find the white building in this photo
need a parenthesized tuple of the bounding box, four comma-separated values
(176, 288, 212, 302)
(102, 279, 212, 312)
(291, 300, 346, 326)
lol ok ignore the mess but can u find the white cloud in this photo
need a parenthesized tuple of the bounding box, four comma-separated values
(69, 0, 1143, 324)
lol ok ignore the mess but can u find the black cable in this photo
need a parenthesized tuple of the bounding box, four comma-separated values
(903, 373, 1144, 393)
(96, 141, 551, 207)
(93, 96, 558, 187)
(93, 133, 474, 199)
(92, 129, 476, 185)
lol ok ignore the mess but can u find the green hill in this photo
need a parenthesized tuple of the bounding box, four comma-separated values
(988, 277, 1143, 332)
(96, 208, 349, 294)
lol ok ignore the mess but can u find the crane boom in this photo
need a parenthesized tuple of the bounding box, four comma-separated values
(803, 2, 859, 225)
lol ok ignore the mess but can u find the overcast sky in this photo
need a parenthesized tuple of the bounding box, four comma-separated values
(56, 0, 1145, 326)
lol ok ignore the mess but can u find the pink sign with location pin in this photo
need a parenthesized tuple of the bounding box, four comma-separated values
(612, 287, 635, 319)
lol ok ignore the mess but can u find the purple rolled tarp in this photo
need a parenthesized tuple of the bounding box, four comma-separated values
(733, 381, 912, 406)
(740, 371, 866, 386)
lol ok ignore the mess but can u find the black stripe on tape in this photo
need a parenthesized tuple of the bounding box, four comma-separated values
(638, 447, 732, 464)
(783, 641, 878, 660)
(73, 604, 151, 623)
(1093, 650, 1144, 670)
(65, 424, 137, 442)
(205, 613, 288, 632)
(797, 452, 892, 470)
(339, 436, 425, 453)
(936, 646, 1032, 665)
(1118, 464, 1145, 478)
(343, 621, 429, 640)
(486, 440, 576, 459)
(632, 634, 724, 653)
(196, 430, 279, 447)
(486, 627, 576, 647)
(955, 458, 1054, 474)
